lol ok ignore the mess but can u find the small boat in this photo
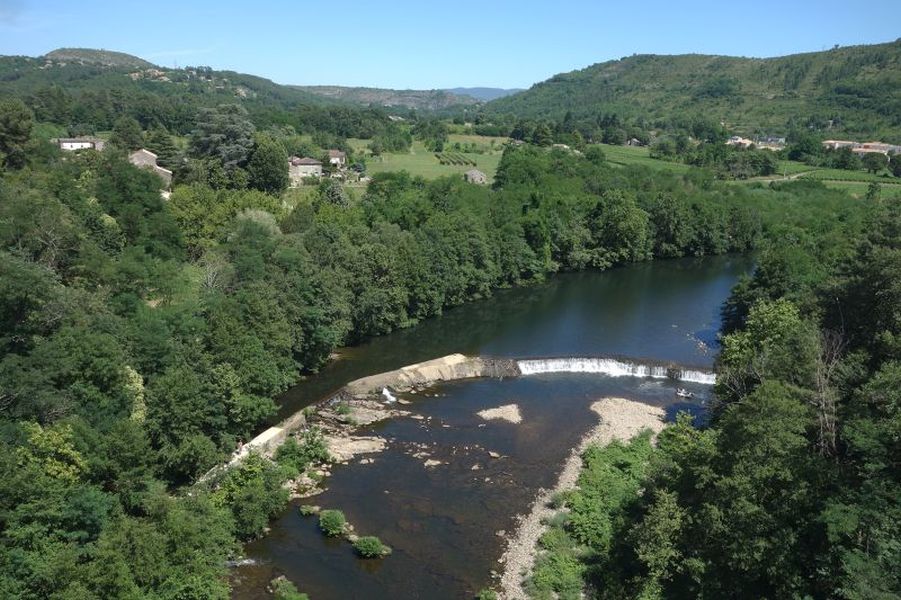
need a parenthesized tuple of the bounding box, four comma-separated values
(675, 388, 694, 398)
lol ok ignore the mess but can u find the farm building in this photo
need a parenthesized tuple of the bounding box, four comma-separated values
(54, 137, 105, 151)
(464, 169, 488, 185)
(327, 150, 346, 167)
(289, 157, 323, 185)
(128, 149, 173, 189)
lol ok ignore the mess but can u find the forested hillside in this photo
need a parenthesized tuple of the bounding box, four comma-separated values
(0, 49, 399, 137)
(487, 39, 901, 142)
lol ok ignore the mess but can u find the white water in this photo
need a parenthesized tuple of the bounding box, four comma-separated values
(516, 357, 716, 385)
(381, 387, 398, 403)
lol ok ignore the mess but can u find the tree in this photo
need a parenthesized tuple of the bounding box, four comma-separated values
(891, 155, 901, 178)
(865, 181, 881, 201)
(786, 131, 820, 162)
(317, 178, 349, 208)
(585, 145, 606, 165)
(145, 129, 180, 170)
(0, 98, 34, 169)
(247, 136, 289, 195)
(110, 116, 144, 151)
(861, 152, 888, 174)
(189, 104, 256, 169)
(531, 123, 553, 146)
(717, 299, 820, 407)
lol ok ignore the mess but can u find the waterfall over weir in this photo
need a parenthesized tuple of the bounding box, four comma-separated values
(516, 357, 717, 385)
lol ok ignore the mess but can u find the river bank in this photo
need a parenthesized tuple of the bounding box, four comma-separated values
(498, 397, 666, 599)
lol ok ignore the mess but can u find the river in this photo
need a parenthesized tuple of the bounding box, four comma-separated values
(232, 255, 751, 599)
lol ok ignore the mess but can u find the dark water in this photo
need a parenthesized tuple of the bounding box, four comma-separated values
(233, 256, 751, 599)
(274, 255, 748, 421)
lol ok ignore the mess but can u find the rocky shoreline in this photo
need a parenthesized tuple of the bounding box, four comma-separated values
(497, 397, 666, 600)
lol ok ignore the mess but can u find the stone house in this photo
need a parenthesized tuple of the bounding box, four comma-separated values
(464, 168, 488, 185)
(128, 149, 173, 189)
(289, 156, 323, 186)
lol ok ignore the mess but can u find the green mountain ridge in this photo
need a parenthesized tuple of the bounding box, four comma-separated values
(486, 39, 901, 142)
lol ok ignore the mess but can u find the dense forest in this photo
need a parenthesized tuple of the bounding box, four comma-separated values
(525, 183, 900, 598)
(0, 51, 403, 139)
(485, 39, 901, 143)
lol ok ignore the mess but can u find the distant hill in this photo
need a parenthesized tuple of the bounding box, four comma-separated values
(44, 47, 156, 69)
(294, 85, 479, 110)
(0, 49, 380, 136)
(445, 87, 523, 101)
(487, 40, 901, 141)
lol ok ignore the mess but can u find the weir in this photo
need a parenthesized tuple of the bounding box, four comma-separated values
(515, 357, 717, 385)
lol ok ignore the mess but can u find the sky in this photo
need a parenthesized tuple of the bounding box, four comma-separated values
(0, 0, 898, 89)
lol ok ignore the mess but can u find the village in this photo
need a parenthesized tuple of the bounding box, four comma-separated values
(727, 134, 901, 157)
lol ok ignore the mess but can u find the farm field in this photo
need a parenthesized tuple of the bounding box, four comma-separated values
(447, 133, 510, 149)
(798, 168, 893, 183)
(362, 141, 503, 181)
(596, 144, 900, 188)
(594, 143, 692, 174)
(815, 179, 901, 196)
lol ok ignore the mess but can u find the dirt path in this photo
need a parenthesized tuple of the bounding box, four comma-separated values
(497, 398, 666, 600)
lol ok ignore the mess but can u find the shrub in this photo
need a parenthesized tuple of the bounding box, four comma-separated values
(298, 504, 318, 516)
(353, 535, 391, 558)
(213, 453, 289, 540)
(275, 427, 330, 474)
(271, 576, 310, 600)
(318, 509, 346, 536)
(476, 589, 498, 600)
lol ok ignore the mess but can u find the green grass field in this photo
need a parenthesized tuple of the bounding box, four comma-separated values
(798, 168, 893, 182)
(594, 143, 692, 175)
(362, 141, 503, 182)
(447, 133, 509, 150)
(817, 180, 901, 197)
(775, 160, 816, 175)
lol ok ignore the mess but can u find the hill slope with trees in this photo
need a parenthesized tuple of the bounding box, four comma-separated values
(487, 39, 901, 142)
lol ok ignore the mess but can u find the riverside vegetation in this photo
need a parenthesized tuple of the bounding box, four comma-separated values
(516, 193, 901, 598)
(1, 63, 900, 598)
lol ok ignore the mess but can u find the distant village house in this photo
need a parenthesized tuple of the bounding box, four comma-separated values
(726, 135, 785, 151)
(822, 140, 901, 156)
(464, 168, 488, 185)
(327, 150, 346, 167)
(288, 156, 323, 186)
(53, 137, 105, 151)
(128, 149, 173, 189)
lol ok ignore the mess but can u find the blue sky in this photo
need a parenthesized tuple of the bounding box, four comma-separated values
(0, 0, 898, 89)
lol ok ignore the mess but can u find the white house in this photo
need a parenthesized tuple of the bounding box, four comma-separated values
(327, 149, 346, 168)
(54, 137, 105, 151)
